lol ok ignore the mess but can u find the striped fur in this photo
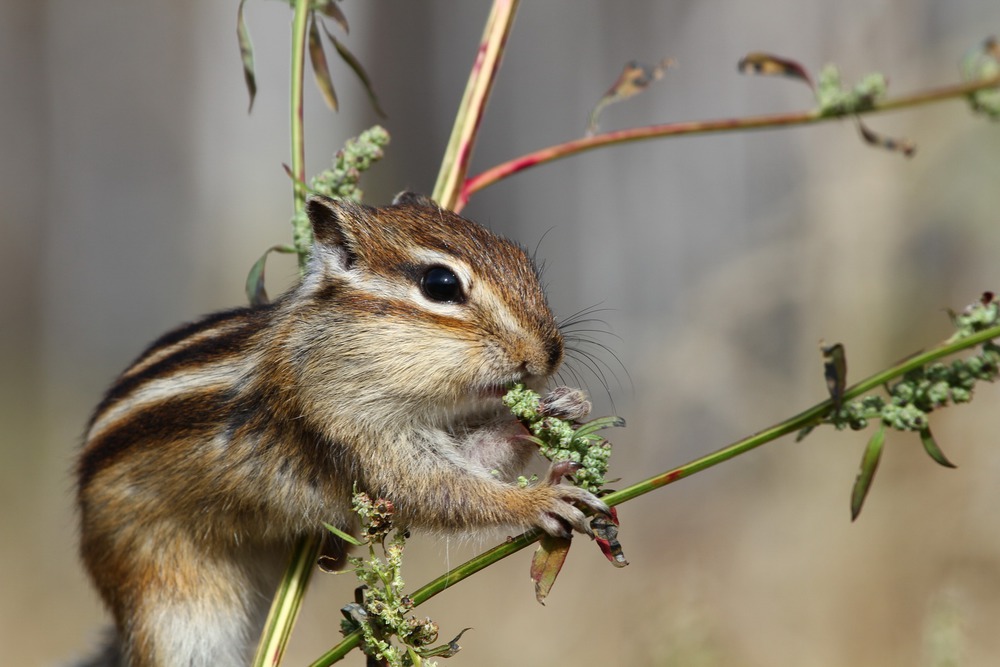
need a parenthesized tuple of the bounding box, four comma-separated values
(76, 194, 608, 666)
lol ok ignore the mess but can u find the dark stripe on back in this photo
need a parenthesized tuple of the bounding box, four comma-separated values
(78, 391, 232, 488)
(86, 305, 274, 430)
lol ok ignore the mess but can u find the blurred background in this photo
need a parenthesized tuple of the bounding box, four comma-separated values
(3, 1, 1000, 665)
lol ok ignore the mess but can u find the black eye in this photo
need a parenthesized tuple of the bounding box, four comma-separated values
(420, 265, 464, 303)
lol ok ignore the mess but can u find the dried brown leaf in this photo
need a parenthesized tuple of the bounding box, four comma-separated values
(587, 58, 675, 135)
(857, 119, 916, 157)
(592, 506, 629, 568)
(821, 342, 847, 411)
(322, 24, 387, 118)
(308, 11, 338, 111)
(738, 52, 814, 88)
(530, 534, 572, 605)
(236, 0, 257, 112)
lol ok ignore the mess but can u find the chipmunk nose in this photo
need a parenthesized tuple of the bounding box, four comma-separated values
(545, 334, 564, 374)
(520, 333, 563, 378)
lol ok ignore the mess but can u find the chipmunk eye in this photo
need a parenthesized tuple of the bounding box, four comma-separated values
(420, 265, 465, 304)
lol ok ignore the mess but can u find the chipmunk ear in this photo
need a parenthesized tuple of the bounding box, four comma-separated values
(306, 196, 363, 269)
(391, 191, 438, 209)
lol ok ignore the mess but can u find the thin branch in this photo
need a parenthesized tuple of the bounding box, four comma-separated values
(251, 2, 323, 665)
(310, 322, 1000, 664)
(431, 0, 520, 210)
(458, 73, 1000, 212)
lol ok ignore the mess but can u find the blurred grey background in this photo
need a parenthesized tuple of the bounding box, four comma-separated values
(3, 1, 1000, 665)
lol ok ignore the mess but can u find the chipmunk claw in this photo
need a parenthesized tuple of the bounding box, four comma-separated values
(534, 464, 611, 539)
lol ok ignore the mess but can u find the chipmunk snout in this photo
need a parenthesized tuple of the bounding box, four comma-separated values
(516, 330, 563, 378)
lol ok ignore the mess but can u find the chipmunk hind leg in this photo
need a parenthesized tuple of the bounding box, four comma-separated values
(99, 534, 287, 667)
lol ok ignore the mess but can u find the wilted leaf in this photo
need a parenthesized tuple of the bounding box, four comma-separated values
(314, 0, 349, 33)
(856, 119, 916, 157)
(851, 425, 886, 521)
(237, 0, 257, 112)
(245, 244, 296, 306)
(308, 11, 338, 111)
(821, 342, 848, 411)
(530, 534, 572, 605)
(323, 24, 387, 118)
(587, 58, 675, 135)
(738, 52, 814, 88)
(919, 427, 957, 469)
(795, 424, 816, 442)
(417, 628, 473, 659)
(592, 507, 629, 568)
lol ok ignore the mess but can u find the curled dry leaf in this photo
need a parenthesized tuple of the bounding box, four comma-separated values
(821, 341, 847, 411)
(856, 119, 916, 157)
(236, 0, 256, 112)
(592, 506, 629, 568)
(308, 11, 338, 111)
(530, 534, 572, 605)
(737, 52, 814, 88)
(322, 22, 387, 118)
(587, 58, 676, 135)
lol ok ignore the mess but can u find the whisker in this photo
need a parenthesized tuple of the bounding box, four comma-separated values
(564, 349, 613, 404)
(565, 337, 631, 385)
(558, 303, 615, 329)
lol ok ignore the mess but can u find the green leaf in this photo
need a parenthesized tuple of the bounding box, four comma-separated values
(308, 11, 338, 111)
(529, 534, 572, 605)
(245, 244, 296, 306)
(851, 425, 885, 521)
(322, 522, 363, 547)
(323, 24, 387, 118)
(236, 0, 257, 112)
(919, 427, 957, 469)
(572, 415, 626, 439)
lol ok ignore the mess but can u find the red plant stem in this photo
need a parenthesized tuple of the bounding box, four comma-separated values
(457, 73, 1000, 213)
(432, 0, 520, 210)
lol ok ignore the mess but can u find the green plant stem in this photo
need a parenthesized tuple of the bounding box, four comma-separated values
(457, 73, 1000, 212)
(252, 534, 323, 667)
(309, 322, 1000, 665)
(252, 2, 322, 665)
(431, 0, 520, 210)
(290, 0, 308, 217)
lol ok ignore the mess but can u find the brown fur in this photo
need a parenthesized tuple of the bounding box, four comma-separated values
(76, 194, 607, 666)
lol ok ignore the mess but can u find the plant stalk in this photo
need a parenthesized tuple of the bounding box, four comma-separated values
(431, 0, 520, 210)
(310, 322, 1000, 664)
(458, 73, 1000, 212)
(252, 2, 322, 665)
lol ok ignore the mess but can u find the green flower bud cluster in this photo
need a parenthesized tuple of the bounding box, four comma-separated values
(816, 64, 887, 116)
(831, 294, 1000, 433)
(341, 491, 452, 667)
(961, 38, 1000, 120)
(503, 384, 619, 494)
(311, 125, 390, 202)
(290, 126, 390, 262)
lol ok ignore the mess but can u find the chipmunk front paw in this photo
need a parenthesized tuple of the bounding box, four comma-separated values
(531, 461, 610, 539)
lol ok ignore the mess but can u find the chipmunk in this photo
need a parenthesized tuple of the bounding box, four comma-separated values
(76, 192, 609, 667)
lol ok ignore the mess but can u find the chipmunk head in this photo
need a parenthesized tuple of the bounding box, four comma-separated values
(291, 193, 563, 426)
